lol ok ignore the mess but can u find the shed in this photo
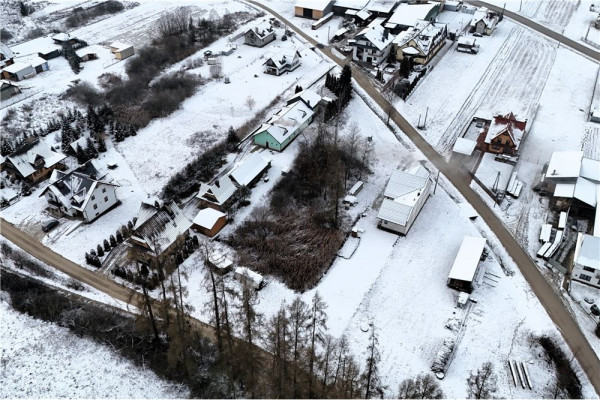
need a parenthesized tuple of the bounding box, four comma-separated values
(1, 80, 21, 100)
(192, 208, 227, 237)
(295, 0, 334, 19)
(206, 249, 234, 274)
(558, 211, 567, 229)
(234, 267, 264, 290)
(2, 62, 35, 81)
(109, 42, 135, 60)
(539, 224, 552, 243)
(349, 181, 364, 196)
(447, 236, 486, 293)
(452, 138, 477, 155)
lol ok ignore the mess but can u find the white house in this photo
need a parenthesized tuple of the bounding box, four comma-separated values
(244, 21, 276, 47)
(350, 24, 394, 66)
(392, 20, 447, 64)
(377, 165, 431, 235)
(572, 233, 600, 289)
(39, 161, 119, 222)
(253, 100, 315, 151)
(263, 49, 302, 75)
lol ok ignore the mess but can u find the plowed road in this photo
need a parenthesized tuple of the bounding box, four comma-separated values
(245, 0, 600, 393)
(1, 2, 599, 394)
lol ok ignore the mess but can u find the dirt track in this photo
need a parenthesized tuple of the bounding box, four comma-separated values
(244, 0, 600, 394)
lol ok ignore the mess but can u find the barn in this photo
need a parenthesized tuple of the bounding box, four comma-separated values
(295, 0, 334, 19)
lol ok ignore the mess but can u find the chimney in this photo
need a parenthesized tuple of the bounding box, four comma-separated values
(215, 180, 220, 188)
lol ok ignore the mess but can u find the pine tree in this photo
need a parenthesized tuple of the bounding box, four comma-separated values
(188, 16, 196, 45)
(114, 122, 124, 142)
(103, 239, 111, 252)
(129, 125, 137, 136)
(61, 121, 74, 152)
(85, 137, 97, 159)
(97, 138, 107, 153)
(75, 144, 87, 164)
(97, 244, 104, 257)
(1, 140, 13, 156)
(110, 234, 117, 247)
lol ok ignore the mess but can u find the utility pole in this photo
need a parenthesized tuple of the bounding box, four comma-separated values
(519, 0, 522, 12)
(433, 169, 440, 194)
(423, 106, 429, 128)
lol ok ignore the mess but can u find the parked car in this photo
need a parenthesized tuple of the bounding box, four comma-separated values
(316, 43, 325, 49)
(42, 219, 59, 232)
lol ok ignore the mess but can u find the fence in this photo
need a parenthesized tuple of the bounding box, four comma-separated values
(0, 88, 43, 110)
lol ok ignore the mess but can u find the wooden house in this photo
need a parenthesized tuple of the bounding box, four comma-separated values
(481, 112, 527, 156)
(196, 176, 238, 211)
(192, 208, 227, 237)
(2, 139, 66, 184)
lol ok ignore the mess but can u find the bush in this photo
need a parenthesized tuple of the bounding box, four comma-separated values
(538, 336, 582, 399)
(63, 82, 104, 106)
(0, 28, 13, 41)
(24, 27, 45, 41)
(65, 1, 125, 28)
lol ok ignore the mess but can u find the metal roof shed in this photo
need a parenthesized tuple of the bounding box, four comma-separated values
(447, 236, 486, 293)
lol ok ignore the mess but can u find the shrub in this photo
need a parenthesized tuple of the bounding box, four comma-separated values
(0, 28, 13, 41)
(63, 82, 104, 106)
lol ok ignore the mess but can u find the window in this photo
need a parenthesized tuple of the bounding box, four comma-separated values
(91, 195, 95, 201)
(583, 266, 595, 273)
(104, 196, 108, 202)
(93, 204, 98, 210)
(579, 274, 591, 282)
(102, 188, 106, 193)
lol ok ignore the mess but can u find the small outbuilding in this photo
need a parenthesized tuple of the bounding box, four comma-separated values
(1, 62, 35, 81)
(295, 0, 334, 19)
(192, 208, 227, 237)
(447, 236, 487, 293)
(206, 249, 234, 274)
(109, 42, 135, 60)
(234, 267, 264, 290)
(1, 80, 21, 100)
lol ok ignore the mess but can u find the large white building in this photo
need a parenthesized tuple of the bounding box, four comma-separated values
(377, 165, 431, 235)
(572, 233, 600, 289)
(350, 23, 394, 66)
(40, 161, 119, 222)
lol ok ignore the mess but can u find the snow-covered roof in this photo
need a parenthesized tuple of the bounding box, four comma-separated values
(452, 138, 477, 155)
(393, 20, 446, 55)
(574, 177, 598, 207)
(384, 165, 430, 201)
(69, 137, 89, 152)
(575, 234, 600, 270)
(457, 36, 477, 46)
(470, 7, 498, 29)
(193, 208, 226, 229)
(109, 41, 133, 52)
(356, 24, 393, 51)
(378, 165, 430, 226)
(334, 0, 369, 10)
(197, 176, 237, 206)
(547, 151, 583, 179)
(447, 236, 486, 283)
(52, 32, 71, 42)
(28, 56, 48, 67)
(2, 62, 33, 74)
(263, 49, 301, 70)
(0, 43, 15, 67)
(356, 9, 372, 20)
(208, 249, 234, 270)
(263, 100, 314, 144)
(6, 139, 66, 178)
(387, 2, 437, 27)
(235, 266, 263, 288)
(553, 182, 575, 198)
(581, 158, 600, 183)
(247, 21, 274, 39)
(366, 0, 399, 14)
(296, 0, 332, 11)
(484, 112, 526, 149)
(287, 89, 322, 109)
(131, 201, 192, 253)
(229, 152, 270, 187)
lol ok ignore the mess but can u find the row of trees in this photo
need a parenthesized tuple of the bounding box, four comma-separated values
(324, 65, 353, 121)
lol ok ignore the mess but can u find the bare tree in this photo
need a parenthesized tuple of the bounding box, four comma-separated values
(288, 296, 310, 397)
(383, 88, 395, 126)
(398, 373, 444, 399)
(210, 58, 223, 80)
(307, 291, 328, 397)
(153, 7, 192, 39)
(467, 362, 498, 399)
(362, 325, 381, 399)
(245, 96, 256, 110)
(266, 302, 291, 398)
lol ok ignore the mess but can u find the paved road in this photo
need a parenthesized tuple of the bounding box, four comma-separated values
(468, 0, 600, 62)
(0, 218, 216, 341)
(246, 0, 600, 394)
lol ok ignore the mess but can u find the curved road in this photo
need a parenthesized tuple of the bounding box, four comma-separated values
(245, 0, 600, 394)
(468, 0, 600, 62)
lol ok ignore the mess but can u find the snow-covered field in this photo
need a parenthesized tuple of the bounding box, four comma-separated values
(0, 297, 188, 398)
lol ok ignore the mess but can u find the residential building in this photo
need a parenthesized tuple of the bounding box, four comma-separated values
(286, 89, 327, 115)
(253, 99, 315, 151)
(263, 49, 302, 75)
(192, 208, 227, 237)
(295, 0, 334, 19)
(39, 161, 119, 222)
(332, 0, 370, 16)
(572, 233, 600, 289)
(128, 200, 192, 265)
(456, 36, 479, 54)
(392, 20, 447, 64)
(377, 165, 431, 235)
(481, 112, 527, 156)
(196, 176, 238, 211)
(350, 24, 394, 66)
(109, 42, 135, 60)
(366, 0, 400, 18)
(244, 21, 276, 47)
(470, 7, 499, 35)
(447, 236, 487, 293)
(2, 139, 66, 184)
(229, 152, 271, 187)
(51, 32, 78, 45)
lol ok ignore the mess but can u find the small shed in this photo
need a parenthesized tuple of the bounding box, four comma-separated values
(1, 80, 21, 100)
(234, 267, 264, 290)
(447, 236, 487, 293)
(192, 208, 227, 237)
(2, 62, 35, 81)
(349, 181, 364, 196)
(539, 223, 552, 243)
(109, 42, 135, 60)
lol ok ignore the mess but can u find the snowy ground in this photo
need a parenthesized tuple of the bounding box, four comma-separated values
(485, 0, 600, 49)
(167, 91, 598, 398)
(395, 20, 555, 156)
(0, 298, 188, 398)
